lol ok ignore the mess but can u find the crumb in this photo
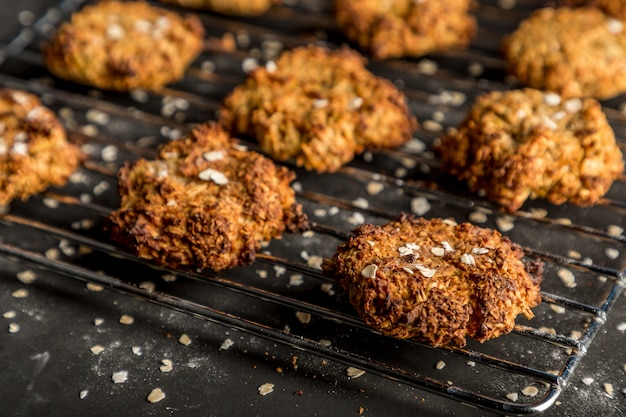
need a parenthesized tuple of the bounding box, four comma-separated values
(258, 383, 275, 396)
(435, 361, 446, 370)
(160, 359, 173, 373)
(521, 386, 539, 397)
(11, 289, 29, 299)
(86, 282, 104, 292)
(16, 270, 37, 284)
(347, 367, 366, 379)
(119, 314, 134, 325)
(90, 345, 105, 355)
(112, 371, 128, 384)
(178, 334, 192, 346)
(220, 338, 234, 351)
(295, 311, 311, 324)
(147, 388, 166, 403)
(8, 323, 20, 333)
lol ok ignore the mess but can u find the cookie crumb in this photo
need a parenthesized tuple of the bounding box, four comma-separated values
(506, 392, 518, 402)
(160, 359, 173, 373)
(220, 338, 234, 350)
(119, 314, 134, 325)
(112, 370, 128, 384)
(435, 360, 446, 370)
(90, 345, 105, 355)
(178, 333, 192, 346)
(521, 386, 539, 397)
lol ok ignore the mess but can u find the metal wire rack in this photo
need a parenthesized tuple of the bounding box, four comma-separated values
(0, 0, 625, 414)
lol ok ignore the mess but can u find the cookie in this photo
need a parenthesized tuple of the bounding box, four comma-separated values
(437, 88, 624, 212)
(322, 215, 543, 347)
(106, 122, 308, 271)
(503, 7, 626, 99)
(158, 0, 279, 15)
(0, 89, 83, 206)
(43, 0, 205, 92)
(220, 45, 417, 172)
(334, 0, 477, 60)
(559, 0, 626, 19)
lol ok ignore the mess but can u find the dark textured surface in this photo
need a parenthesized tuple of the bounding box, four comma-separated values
(0, 1, 624, 416)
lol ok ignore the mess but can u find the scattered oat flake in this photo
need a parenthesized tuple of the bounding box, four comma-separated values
(11, 289, 28, 298)
(86, 282, 104, 292)
(398, 246, 414, 256)
(605, 248, 619, 259)
(307, 255, 323, 270)
(139, 281, 156, 292)
(435, 361, 446, 370)
(570, 330, 582, 340)
(3, 311, 16, 319)
(8, 323, 20, 333)
(320, 283, 334, 294)
(506, 392, 518, 402)
(606, 224, 623, 237)
(361, 264, 378, 279)
(112, 371, 128, 384)
(581, 377, 594, 386)
(540, 327, 557, 335)
(295, 311, 311, 324)
(410, 196, 431, 216)
(604, 383, 614, 396)
(366, 182, 384, 195)
(160, 359, 173, 373)
(79, 390, 89, 400)
(616, 322, 626, 332)
(179, 334, 192, 346)
(347, 367, 366, 379)
(147, 388, 166, 403)
(288, 274, 304, 286)
(16, 270, 37, 284)
(90, 345, 105, 355)
(94, 318, 104, 326)
(550, 304, 566, 314)
(567, 250, 582, 259)
(466, 361, 476, 367)
(557, 268, 577, 288)
(220, 338, 234, 351)
(353, 197, 369, 209)
(258, 383, 275, 396)
(468, 211, 488, 223)
(273, 265, 286, 277)
(161, 273, 177, 282)
(495, 217, 514, 232)
(347, 212, 366, 226)
(119, 314, 134, 325)
(521, 386, 539, 397)
(132, 346, 143, 356)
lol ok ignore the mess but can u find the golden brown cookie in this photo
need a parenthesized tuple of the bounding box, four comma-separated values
(158, 0, 279, 15)
(334, 0, 477, 60)
(437, 88, 624, 212)
(0, 89, 83, 206)
(322, 215, 543, 347)
(559, 0, 626, 19)
(106, 122, 308, 271)
(43, 0, 204, 92)
(503, 7, 626, 99)
(220, 45, 417, 172)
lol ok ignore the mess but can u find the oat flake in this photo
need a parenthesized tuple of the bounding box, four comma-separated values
(147, 388, 166, 403)
(11, 289, 28, 298)
(112, 371, 128, 384)
(8, 323, 20, 333)
(258, 383, 275, 396)
(16, 270, 37, 284)
(179, 334, 192, 346)
(347, 367, 366, 379)
(361, 264, 378, 279)
(220, 338, 234, 350)
(295, 311, 311, 324)
(119, 314, 134, 325)
(521, 386, 539, 397)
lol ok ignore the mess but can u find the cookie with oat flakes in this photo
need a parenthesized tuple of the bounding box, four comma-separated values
(220, 45, 417, 172)
(158, 0, 280, 16)
(436, 88, 623, 212)
(322, 214, 543, 347)
(106, 122, 308, 271)
(503, 7, 626, 99)
(334, 0, 477, 60)
(43, 0, 204, 92)
(0, 88, 83, 206)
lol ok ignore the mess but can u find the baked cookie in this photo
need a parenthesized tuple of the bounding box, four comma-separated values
(559, 0, 626, 19)
(334, 0, 477, 60)
(503, 7, 626, 99)
(437, 88, 624, 212)
(0, 89, 83, 206)
(157, 0, 279, 15)
(322, 215, 543, 347)
(106, 122, 308, 271)
(43, 0, 204, 92)
(220, 45, 417, 172)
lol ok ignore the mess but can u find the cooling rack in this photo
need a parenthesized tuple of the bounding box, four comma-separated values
(0, 0, 624, 415)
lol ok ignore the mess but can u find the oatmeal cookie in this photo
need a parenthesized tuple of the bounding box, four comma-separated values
(0, 89, 83, 206)
(503, 7, 626, 99)
(106, 122, 308, 271)
(559, 0, 626, 19)
(220, 45, 417, 172)
(43, 0, 204, 92)
(322, 215, 543, 347)
(437, 88, 624, 212)
(334, 0, 477, 60)
(158, 0, 279, 15)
